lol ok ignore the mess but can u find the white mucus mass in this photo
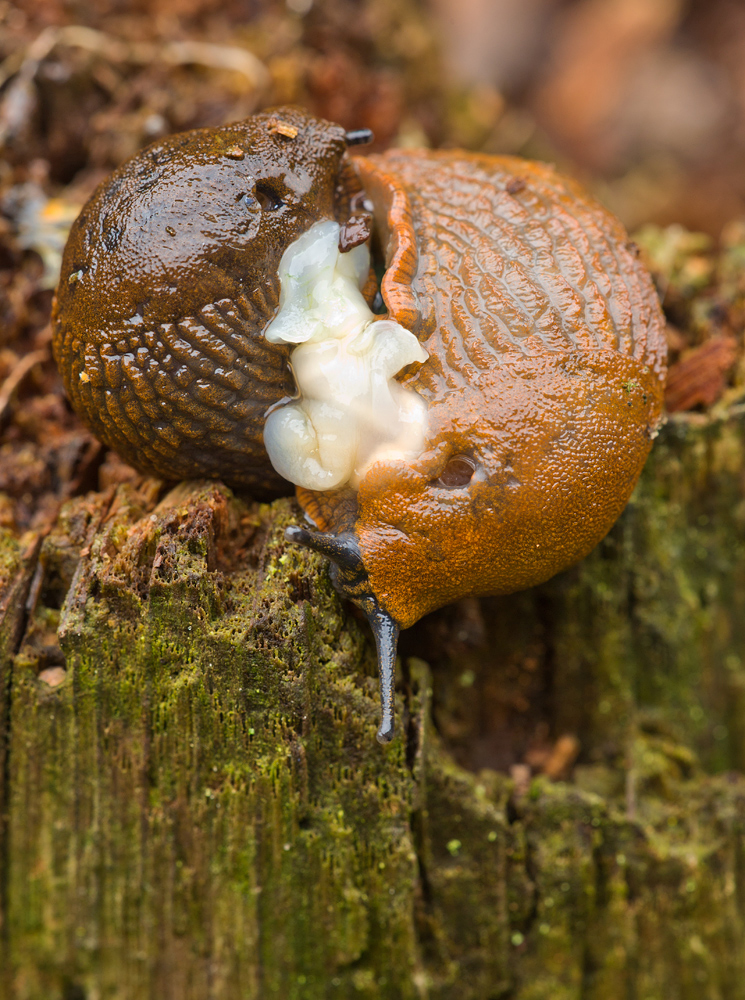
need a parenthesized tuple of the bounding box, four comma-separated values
(263, 219, 428, 490)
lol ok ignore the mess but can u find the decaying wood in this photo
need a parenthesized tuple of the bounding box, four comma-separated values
(1, 409, 745, 999)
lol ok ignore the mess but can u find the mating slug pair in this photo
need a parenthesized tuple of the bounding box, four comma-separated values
(52, 106, 667, 743)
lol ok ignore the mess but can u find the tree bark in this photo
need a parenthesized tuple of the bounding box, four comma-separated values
(2, 409, 745, 999)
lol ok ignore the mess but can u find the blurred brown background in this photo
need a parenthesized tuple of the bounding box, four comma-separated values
(3, 0, 745, 233)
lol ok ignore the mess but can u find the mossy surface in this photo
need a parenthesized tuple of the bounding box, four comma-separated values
(1, 413, 745, 999)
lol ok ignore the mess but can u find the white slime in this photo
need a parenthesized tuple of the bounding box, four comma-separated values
(263, 220, 428, 490)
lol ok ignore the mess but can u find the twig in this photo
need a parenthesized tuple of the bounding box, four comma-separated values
(0, 348, 49, 423)
(0, 25, 269, 112)
(0, 27, 60, 146)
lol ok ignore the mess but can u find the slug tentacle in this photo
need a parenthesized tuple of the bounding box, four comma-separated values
(286, 523, 400, 743)
(368, 607, 399, 745)
(284, 525, 364, 575)
(344, 128, 374, 147)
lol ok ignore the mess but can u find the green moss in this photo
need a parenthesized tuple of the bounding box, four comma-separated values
(4, 412, 745, 998)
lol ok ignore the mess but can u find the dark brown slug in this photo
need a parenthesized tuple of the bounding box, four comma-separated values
(53, 107, 355, 498)
(52, 107, 667, 744)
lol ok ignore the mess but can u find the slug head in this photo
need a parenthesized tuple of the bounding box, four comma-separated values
(52, 107, 353, 493)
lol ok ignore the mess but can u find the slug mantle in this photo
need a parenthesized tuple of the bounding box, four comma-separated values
(52, 107, 667, 744)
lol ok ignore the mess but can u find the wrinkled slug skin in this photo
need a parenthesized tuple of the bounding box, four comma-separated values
(53, 110, 667, 644)
(348, 151, 667, 628)
(52, 108, 349, 498)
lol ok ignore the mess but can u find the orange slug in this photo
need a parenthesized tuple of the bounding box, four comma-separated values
(52, 107, 667, 744)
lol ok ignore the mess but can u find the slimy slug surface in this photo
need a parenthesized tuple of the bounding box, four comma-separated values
(262, 220, 428, 490)
(52, 107, 667, 745)
(51, 107, 352, 499)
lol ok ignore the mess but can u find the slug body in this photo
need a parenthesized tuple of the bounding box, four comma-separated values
(53, 107, 352, 498)
(340, 151, 666, 624)
(53, 109, 667, 743)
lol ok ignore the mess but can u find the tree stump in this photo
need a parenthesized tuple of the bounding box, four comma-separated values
(2, 407, 745, 999)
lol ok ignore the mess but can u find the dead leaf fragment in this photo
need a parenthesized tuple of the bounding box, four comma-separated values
(665, 336, 738, 412)
(268, 117, 299, 139)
